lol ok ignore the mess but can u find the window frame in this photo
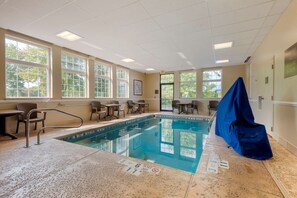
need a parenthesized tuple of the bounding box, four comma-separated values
(116, 67, 129, 98)
(61, 51, 88, 98)
(94, 61, 112, 98)
(179, 70, 197, 99)
(5, 35, 51, 98)
(202, 69, 222, 99)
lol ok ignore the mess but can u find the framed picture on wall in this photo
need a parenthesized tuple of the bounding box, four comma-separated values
(285, 42, 297, 78)
(133, 79, 142, 96)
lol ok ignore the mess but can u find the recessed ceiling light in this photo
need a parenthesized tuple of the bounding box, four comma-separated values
(122, 58, 135, 63)
(56, 31, 82, 41)
(214, 42, 233, 50)
(177, 52, 187, 59)
(216, 59, 229, 64)
(146, 68, 155, 71)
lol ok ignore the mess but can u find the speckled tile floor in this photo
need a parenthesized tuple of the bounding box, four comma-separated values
(0, 114, 296, 198)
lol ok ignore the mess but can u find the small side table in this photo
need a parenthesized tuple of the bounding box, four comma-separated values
(0, 110, 24, 139)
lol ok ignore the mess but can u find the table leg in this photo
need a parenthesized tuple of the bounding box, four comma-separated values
(0, 116, 17, 139)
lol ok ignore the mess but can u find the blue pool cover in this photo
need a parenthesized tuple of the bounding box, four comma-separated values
(215, 77, 273, 160)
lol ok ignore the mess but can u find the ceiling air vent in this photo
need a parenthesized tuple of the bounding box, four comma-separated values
(244, 56, 251, 63)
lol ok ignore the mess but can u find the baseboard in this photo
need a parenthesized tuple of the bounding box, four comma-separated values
(278, 137, 297, 157)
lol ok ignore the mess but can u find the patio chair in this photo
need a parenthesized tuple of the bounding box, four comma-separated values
(127, 100, 136, 114)
(110, 100, 125, 118)
(208, 100, 219, 115)
(138, 100, 149, 112)
(171, 100, 180, 113)
(188, 100, 199, 114)
(90, 101, 107, 122)
(16, 103, 47, 135)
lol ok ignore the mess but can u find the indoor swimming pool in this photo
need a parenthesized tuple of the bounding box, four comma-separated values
(63, 115, 210, 173)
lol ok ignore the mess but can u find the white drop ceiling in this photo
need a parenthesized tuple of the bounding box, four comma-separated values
(0, 0, 292, 72)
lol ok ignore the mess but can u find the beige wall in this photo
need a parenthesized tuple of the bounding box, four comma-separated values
(250, 0, 297, 156)
(145, 64, 249, 114)
(0, 29, 145, 134)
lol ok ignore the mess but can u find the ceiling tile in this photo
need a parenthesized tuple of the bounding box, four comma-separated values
(263, 14, 281, 27)
(5, 0, 75, 19)
(153, 2, 208, 28)
(269, 0, 292, 15)
(140, 0, 203, 16)
(211, 1, 274, 27)
(258, 26, 273, 36)
(207, 0, 273, 16)
(26, 4, 94, 35)
(101, 2, 150, 28)
(213, 29, 258, 46)
(0, 4, 35, 30)
(74, 0, 138, 17)
(212, 18, 265, 36)
(164, 17, 210, 35)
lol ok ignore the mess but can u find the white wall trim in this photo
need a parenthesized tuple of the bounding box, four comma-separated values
(278, 137, 297, 157)
(249, 99, 257, 102)
(273, 101, 297, 107)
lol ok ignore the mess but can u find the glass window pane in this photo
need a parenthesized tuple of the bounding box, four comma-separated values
(202, 81, 222, 98)
(202, 70, 222, 98)
(5, 37, 49, 98)
(61, 52, 87, 98)
(116, 68, 129, 98)
(180, 71, 196, 98)
(203, 70, 222, 80)
(94, 62, 111, 98)
(161, 74, 174, 83)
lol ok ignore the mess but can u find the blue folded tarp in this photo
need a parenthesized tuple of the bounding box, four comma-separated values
(215, 77, 273, 160)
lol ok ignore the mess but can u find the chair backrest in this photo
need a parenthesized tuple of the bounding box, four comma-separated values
(16, 103, 38, 119)
(138, 100, 145, 103)
(91, 101, 102, 113)
(192, 100, 198, 108)
(209, 100, 219, 109)
(127, 100, 134, 108)
(110, 100, 120, 111)
(172, 100, 180, 108)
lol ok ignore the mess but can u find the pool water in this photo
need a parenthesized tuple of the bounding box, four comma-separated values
(63, 117, 209, 173)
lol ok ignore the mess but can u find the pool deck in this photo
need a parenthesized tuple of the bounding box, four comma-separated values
(1, 113, 297, 197)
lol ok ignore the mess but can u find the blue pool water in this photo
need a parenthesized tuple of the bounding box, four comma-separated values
(63, 116, 209, 173)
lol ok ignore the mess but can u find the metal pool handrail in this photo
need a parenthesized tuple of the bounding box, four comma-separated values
(208, 111, 217, 131)
(25, 108, 83, 148)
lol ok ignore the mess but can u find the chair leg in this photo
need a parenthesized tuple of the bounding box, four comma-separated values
(16, 120, 20, 134)
(25, 123, 28, 137)
(90, 113, 93, 121)
(42, 121, 45, 133)
(34, 122, 37, 130)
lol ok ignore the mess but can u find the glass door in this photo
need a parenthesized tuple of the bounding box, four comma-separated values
(160, 74, 174, 111)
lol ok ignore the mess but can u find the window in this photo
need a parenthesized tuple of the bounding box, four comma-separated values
(116, 67, 129, 98)
(202, 69, 222, 98)
(179, 71, 196, 98)
(161, 73, 174, 83)
(61, 52, 87, 98)
(94, 62, 112, 98)
(5, 37, 50, 98)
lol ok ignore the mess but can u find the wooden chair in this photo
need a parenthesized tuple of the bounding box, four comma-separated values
(110, 100, 125, 118)
(171, 100, 180, 113)
(208, 100, 219, 115)
(90, 101, 106, 122)
(138, 100, 149, 112)
(188, 100, 199, 114)
(127, 100, 136, 114)
(16, 103, 46, 135)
